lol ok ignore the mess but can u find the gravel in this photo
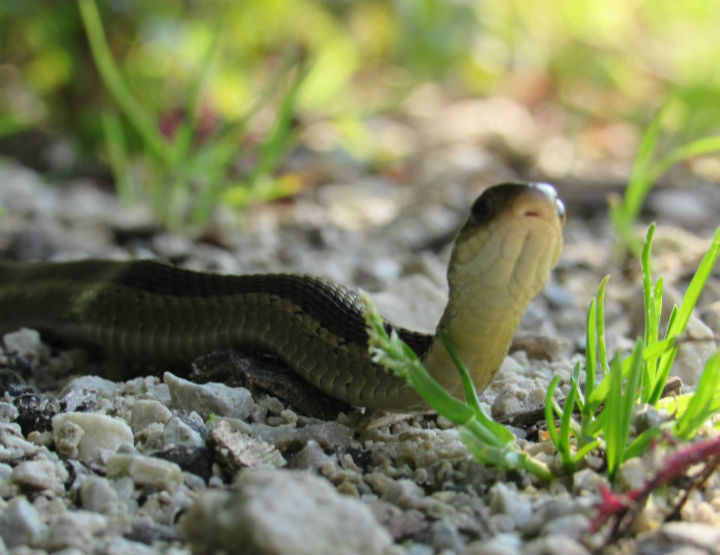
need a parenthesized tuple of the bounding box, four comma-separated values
(1, 153, 719, 554)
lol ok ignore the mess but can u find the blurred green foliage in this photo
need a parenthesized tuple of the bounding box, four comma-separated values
(1, 0, 720, 225)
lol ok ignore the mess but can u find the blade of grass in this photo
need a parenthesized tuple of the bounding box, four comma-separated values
(584, 298, 598, 409)
(622, 424, 664, 461)
(649, 226, 720, 403)
(439, 331, 514, 443)
(611, 94, 720, 255)
(101, 110, 136, 205)
(596, 275, 610, 377)
(189, 51, 307, 225)
(78, 0, 171, 164)
(674, 351, 720, 439)
(247, 62, 309, 183)
(171, 22, 224, 164)
(545, 377, 564, 457)
(610, 103, 666, 250)
(619, 104, 668, 225)
(440, 331, 481, 412)
(640, 224, 660, 401)
(605, 340, 644, 479)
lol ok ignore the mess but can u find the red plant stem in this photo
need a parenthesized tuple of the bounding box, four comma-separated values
(592, 435, 720, 532)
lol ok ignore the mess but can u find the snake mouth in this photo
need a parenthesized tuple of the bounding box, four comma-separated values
(510, 182, 566, 226)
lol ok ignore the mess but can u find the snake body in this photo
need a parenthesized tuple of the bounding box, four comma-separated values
(0, 183, 564, 411)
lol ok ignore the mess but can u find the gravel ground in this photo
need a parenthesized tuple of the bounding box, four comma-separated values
(0, 134, 719, 555)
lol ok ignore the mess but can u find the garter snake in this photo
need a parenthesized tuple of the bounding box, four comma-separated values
(0, 182, 565, 411)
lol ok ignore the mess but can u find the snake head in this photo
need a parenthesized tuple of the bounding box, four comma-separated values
(449, 182, 565, 310)
(467, 182, 566, 231)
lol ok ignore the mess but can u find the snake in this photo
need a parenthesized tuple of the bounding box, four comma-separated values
(0, 182, 565, 411)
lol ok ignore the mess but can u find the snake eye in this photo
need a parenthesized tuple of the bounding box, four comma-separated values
(470, 195, 491, 223)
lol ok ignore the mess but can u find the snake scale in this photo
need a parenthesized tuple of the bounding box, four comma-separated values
(0, 183, 565, 411)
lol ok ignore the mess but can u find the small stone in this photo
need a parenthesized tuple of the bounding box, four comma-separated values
(130, 400, 172, 434)
(540, 513, 589, 541)
(616, 457, 649, 491)
(155, 444, 213, 482)
(164, 372, 254, 420)
(125, 519, 180, 544)
(572, 468, 609, 494)
(15, 393, 57, 436)
(134, 422, 164, 449)
(509, 333, 566, 361)
(0, 463, 13, 497)
(366, 473, 426, 510)
(180, 468, 394, 555)
(368, 501, 427, 541)
(80, 477, 119, 514)
(99, 536, 161, 555)
(464, 533, 522, 555)
(488, 482, 532, 529)
(52, 412, 134, 464)
(425, 519, 464, 553)
(163, 415, 204, 447)
(521, 498, 578, 536)
(46, 510, 107, 552)
(0, 496, 45, 549)
(0, 401, 19, 422)
(210, 420, 285, 472)
(106, 453, 183, 492)
(250, 420, 355, 450)
(2, 328, 48, 363)
(0, 422, 40, 460)
(654, 521, 720, 552)
(523, 534, 590, 555)
(11, 458, 68, 494)
(491, 393, 524, 420)
(287, 440, 333, 471)
(59, 375, 118, 404)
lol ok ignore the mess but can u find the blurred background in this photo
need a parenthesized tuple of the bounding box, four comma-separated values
(1, 0, 719, 231)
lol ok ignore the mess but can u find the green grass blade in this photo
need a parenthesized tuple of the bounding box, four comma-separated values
(247, 57, 310, 185)
(440, 331, 481, 412)
(641, 224, 657, 348)
(596, 275, 610, 377)
(171, 23, 224, 163)
(604, 356, 624, 478)
(561, 364, 580, 445)
(459, 428, 553, 480)
(623, 424, 664, 461)
(545, 376, 562, 446)
(644, 135, 720, 192)
(674, 351, 720, 439)
(642, 337, 676, 361)
(605, 340, 644, 479)
(439, 331, 514, 443)
(610, 103, 666, 250)
(640, 224, 660, 400)
(584, 298, 597, 408)
(101, 110, 136, 206)
(623, 106, 666, 216)
(78, 0, 171, 164)
(649, 226, 720, 404)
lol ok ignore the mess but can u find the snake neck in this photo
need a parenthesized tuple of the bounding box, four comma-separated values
(421, 290, 525, 400)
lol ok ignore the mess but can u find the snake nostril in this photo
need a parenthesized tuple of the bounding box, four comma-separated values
(524, 210, 541, 217)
